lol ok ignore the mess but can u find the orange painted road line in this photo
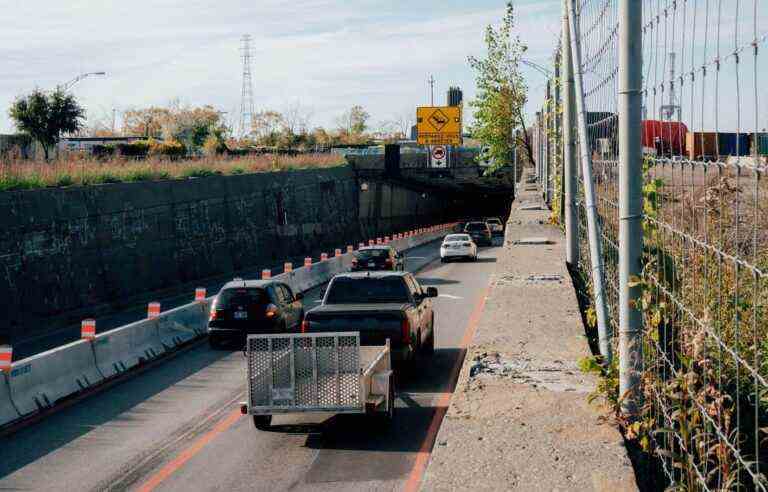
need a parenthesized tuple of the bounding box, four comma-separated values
(403, 284, 490, 492)
(137, 408, 242, 492)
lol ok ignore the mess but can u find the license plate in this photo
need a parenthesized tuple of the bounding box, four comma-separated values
(234, 311, 248, 319)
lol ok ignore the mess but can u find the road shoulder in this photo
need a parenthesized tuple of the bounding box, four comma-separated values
(421, 174, 637, 491)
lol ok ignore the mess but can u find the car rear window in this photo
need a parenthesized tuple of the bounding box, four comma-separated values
(356, 249, 389, 260)
(217, 288, 268, 309)
(465, 222, 488, 231)
(325, 277, 410, 304)
(444, 234, 470, 242)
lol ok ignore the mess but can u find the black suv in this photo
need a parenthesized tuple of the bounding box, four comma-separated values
(464, 221, 493, 246)
(352, 246, 405, 271)
(207, 279, 304, 349)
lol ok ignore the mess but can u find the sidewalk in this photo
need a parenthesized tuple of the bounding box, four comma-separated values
(421, 170, 637, 491)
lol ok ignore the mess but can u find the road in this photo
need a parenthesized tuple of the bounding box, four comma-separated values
(0, 239, 501, 492)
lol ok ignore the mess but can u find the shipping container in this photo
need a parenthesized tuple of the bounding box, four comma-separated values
(717, 132, 750, 157)
(750, 133, 768, 155)
(686, 132, 718, 160)
(642, 120, 688, 156)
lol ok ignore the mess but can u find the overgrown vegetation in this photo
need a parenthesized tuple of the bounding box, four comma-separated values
(569, 157, 768, 490)
(0, 153, 345, 191)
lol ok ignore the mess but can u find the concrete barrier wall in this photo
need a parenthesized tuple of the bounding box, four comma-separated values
(0, 223, 452, 428)
(1, 166, 450, 344)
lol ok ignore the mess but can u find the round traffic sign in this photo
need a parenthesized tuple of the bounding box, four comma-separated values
(432, 146, 446, 160)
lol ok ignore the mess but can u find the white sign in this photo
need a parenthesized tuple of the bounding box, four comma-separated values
(430, 145, 447, 168)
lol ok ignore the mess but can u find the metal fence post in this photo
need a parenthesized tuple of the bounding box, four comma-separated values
(562, 3, 579, 266)
(545, 80, 551, 204)
(566, 0, 611, 362)
(618, 0, 643, 418)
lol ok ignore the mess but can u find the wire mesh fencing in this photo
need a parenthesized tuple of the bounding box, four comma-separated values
(538, 1, 768, 489)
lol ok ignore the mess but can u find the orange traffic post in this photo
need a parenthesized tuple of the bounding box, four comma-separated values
(347, 245, 354, 253)
(376, 238, 382, 244)
(320, 252, 328, 261)
(335, 249, 342, 257)
(368, 239, 374, 246)
(359, 242, 365, 249)
(148, 302, 161, 319)
(262, 269, 271, 279)
(284, 262, 293, 273)
(384, 236, 390, 244)
(81, 319, 96, 340)
(0, 345, 11, 373)
(195, 287, 206, 302)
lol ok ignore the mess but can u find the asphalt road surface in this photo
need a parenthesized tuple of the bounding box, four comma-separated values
(0, 238, 501, 492)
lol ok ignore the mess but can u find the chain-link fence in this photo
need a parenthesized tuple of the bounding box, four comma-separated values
(538, 1, 768, 489)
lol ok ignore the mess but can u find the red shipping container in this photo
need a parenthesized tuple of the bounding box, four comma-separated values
(641, 120, 689, 156)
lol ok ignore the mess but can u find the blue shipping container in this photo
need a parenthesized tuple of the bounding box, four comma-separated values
(717, 133, 750, 157)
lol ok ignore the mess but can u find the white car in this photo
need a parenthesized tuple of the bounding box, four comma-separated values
(440, 234, 478, 262)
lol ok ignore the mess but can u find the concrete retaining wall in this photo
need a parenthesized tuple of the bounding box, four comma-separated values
(0, 166, 450, 344)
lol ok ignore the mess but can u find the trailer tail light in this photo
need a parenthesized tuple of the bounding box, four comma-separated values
(401, 318, 411, 344)
(265, 304, 279, 318)
(301, 320, 310, 333)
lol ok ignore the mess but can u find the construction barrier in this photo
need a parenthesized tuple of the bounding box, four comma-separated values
(0, 346, 11, 373)
(0, 372, 20, 426)
(195, 287, 206, 301)
(148, 302, 161, 319)
(93, 319, 165, 379)
(156, 301, 210, 349)
(81, 319, 96, 340)
(9, 340, 103, 416)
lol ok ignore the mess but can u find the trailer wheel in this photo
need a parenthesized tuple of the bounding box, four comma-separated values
(253, 415, 272, 430)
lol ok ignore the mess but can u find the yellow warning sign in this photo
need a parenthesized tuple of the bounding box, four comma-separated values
(416, 106, 462, 146)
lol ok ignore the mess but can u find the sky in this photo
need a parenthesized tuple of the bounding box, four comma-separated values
(0, 0, 563, 135)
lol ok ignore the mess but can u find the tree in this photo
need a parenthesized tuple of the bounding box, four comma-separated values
(8, 88, 85, 160)
(336, 105, 370, 136)
(123, 107, 169, 138)
(468, 2, 534, 172)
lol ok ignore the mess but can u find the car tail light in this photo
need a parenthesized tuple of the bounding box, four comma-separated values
(301, 320, 309, 333)
(401, 318, 411, 344)
(265, 304, 278, 318)
(209, 309, 219, 321)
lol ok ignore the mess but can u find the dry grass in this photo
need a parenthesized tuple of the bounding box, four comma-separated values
(0, 153, 346, 191)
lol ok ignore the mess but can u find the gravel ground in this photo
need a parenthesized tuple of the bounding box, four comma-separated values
(421, 170, 637, 491)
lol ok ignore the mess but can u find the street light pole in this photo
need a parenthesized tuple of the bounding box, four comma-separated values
(59, 72, 107, 91)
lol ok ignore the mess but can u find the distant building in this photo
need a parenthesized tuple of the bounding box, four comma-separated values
(447, 87, 463, 107)
(59, 136, 147, 152)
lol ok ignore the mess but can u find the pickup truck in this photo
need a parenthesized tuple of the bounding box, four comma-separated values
(302, 271, 437, 365)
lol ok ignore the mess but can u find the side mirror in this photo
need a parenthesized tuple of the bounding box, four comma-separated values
(426, 287, 438, 298)
(295, 292, 304, 301)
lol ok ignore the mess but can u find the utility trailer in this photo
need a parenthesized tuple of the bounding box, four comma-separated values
(240, 332, 395, 430)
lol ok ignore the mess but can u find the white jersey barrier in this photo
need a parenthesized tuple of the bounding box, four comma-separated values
(0, 223, 455, 428)
(8, 340, 103, 416)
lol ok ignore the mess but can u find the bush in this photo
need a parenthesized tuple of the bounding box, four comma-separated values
(116, 140, 150, 157)
(181, 166, 221, 178)
(150, 139, 186, 159)
(91, 144, 115, 158)
(203, 135, 227, 156)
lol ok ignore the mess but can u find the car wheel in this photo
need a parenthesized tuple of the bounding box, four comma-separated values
(423, 321, 435, 356)
(440, 257, 446, 263)
(253, 415, 272, 430)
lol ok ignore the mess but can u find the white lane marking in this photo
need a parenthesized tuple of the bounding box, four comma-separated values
(406, 256, 426, 260)
(314, 300, 322, 303)
(438, 293, 463, 300)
